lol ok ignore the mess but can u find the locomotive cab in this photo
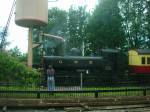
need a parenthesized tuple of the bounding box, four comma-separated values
(101, 49, 128, 81)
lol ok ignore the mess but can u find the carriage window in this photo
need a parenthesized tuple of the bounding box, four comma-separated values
(147, 57, 150, 64)
(141, 57, 145, 64)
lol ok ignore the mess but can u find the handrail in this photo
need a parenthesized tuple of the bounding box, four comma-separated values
(0, 88, 150, 98)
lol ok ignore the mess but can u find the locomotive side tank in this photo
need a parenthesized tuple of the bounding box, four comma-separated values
(43, 56, 107, 86)
(43, 56, 104, 70)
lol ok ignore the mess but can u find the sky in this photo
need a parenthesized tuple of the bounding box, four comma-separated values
(0, 0, 97, 53)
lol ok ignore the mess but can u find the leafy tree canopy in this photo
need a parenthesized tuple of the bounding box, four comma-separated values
(9, 46, 27, 62)
(0, 27, 8, 51)
(87, 0, 125, 55)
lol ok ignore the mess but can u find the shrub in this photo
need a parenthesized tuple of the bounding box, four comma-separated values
(0, 52, 40, 86)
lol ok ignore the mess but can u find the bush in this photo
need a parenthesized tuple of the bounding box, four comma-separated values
(0, 52, 40, 86)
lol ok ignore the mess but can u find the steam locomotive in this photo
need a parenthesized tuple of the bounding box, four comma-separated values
(41, 48, 150, 86)
(42, 49, 128, 86)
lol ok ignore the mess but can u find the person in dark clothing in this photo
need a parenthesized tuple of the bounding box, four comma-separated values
(47, 65, 55, 91)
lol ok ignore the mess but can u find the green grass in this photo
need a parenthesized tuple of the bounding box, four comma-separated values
(0, 86, 40, 91)
(83, 86, 143, 90)
(0, 85, 145, 91)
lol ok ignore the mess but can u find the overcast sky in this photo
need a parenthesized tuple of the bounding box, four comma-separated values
(0, 0, 97, 53)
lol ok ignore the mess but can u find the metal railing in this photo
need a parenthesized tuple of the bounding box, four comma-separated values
(0, 88, 149, 99)
(0, 76, 150, 98)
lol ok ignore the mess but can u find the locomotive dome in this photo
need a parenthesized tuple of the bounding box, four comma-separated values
(70, 48, 82, 56)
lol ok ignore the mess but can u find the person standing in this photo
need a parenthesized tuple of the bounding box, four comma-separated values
(47, 65, 55, 91)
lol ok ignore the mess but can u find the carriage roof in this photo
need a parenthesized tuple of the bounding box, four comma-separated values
(136, 49, 150, 55)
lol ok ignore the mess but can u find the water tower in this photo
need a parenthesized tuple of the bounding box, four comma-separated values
(15, 0, 48, 68)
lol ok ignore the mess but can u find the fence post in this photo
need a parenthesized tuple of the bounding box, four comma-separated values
(94, 91, 98, 98)
(143, 89, 146, 96)
(80, 73, 83, 89)
(37, 91, 40, 98)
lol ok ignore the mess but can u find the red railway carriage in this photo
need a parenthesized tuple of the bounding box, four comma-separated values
(129, 49, 150, 74)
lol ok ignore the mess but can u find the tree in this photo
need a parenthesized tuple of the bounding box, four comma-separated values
(146, 0, 150, 48)
(120, 0, 147, 49)
(9, 46, 22, 57)
(66, 6, 89, 55)
(87, 0, 125, 55)
(9, 46, 27, 62)
(43, 8, 68, 37)
(0, 27, 8, 51)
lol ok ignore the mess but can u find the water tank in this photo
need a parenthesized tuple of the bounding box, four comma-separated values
(15, 0, 48, 27)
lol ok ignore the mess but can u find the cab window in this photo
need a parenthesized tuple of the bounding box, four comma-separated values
(147, 57, 150, 64)
(141, 57, 145, 64)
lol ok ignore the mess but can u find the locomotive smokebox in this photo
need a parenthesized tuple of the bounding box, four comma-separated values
(15, 0, 48, 27)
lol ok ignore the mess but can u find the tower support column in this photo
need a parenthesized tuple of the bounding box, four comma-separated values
(27, 28, 33, 68)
